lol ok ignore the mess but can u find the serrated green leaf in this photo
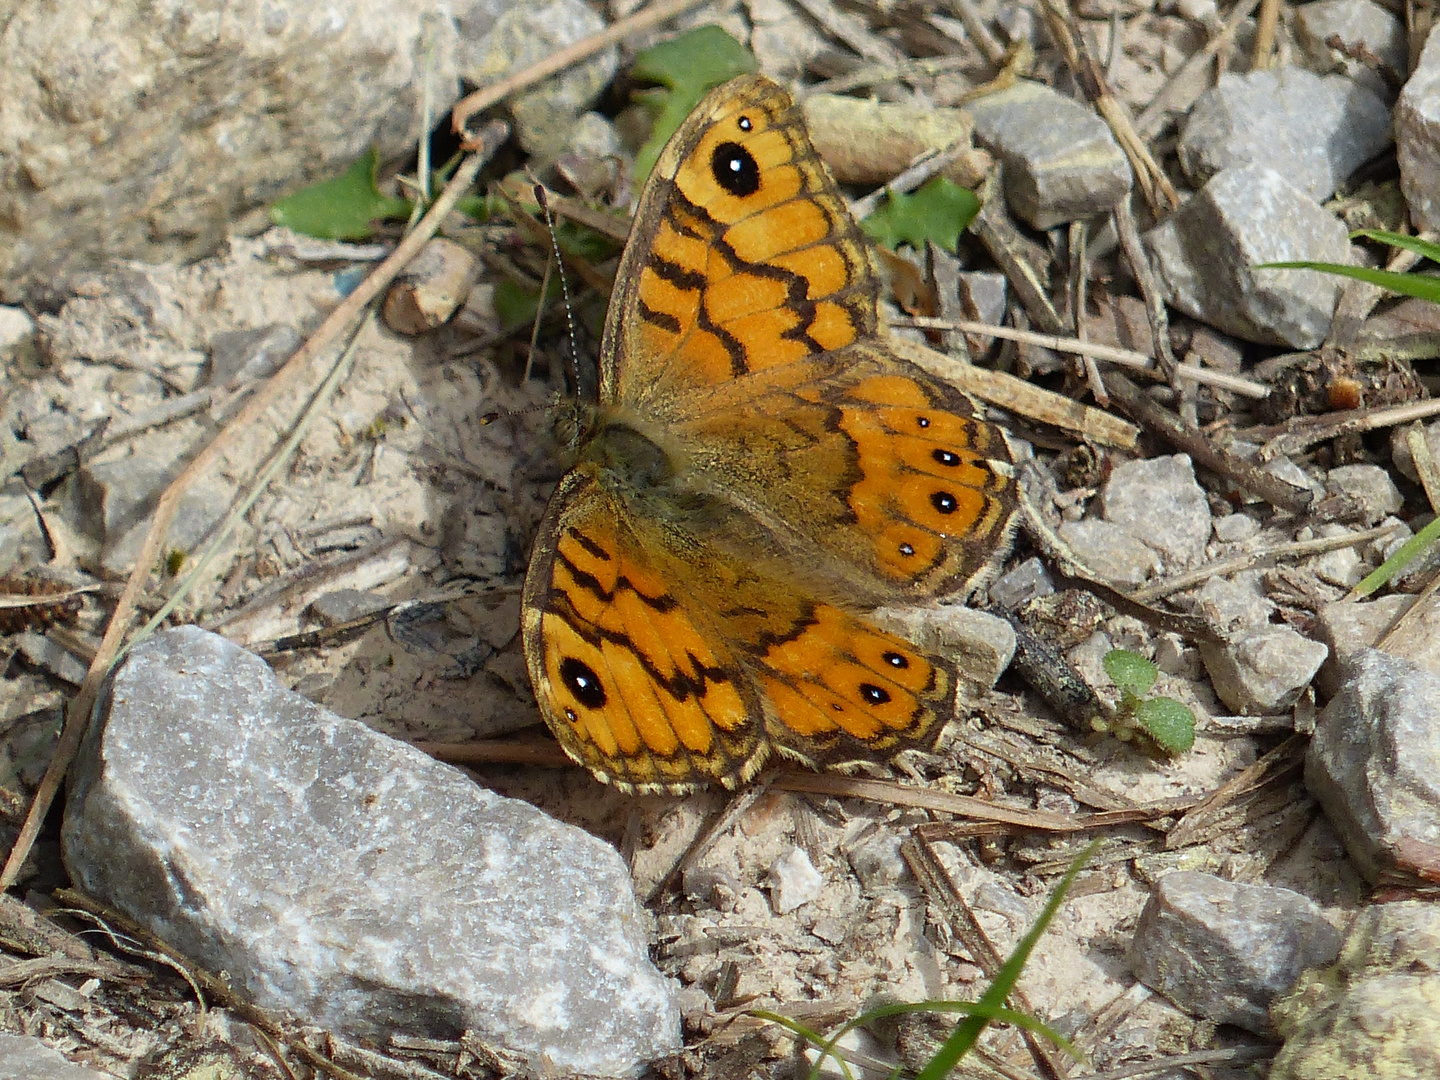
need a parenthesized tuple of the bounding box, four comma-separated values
(1103, 649, 1157, 699)
(630, 26, 759, 183)
(270, 148, 412, 240)
(860, 178, 981, 254)
(1253, 260, 1440, 305)
(1136, 697, 1196, 755)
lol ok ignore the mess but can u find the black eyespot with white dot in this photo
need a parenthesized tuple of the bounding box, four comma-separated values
(916, 415, 931, 428)
(860, 683, 892, 705)
(882, 651, 909, 669)
(931, 491, 959, 514)
(738, 115, 753, 131)
(898, 542, 915, 558)
(560, 656, 606, 709)
(712, 141, 760, 197)
(933, 448, 961, 467)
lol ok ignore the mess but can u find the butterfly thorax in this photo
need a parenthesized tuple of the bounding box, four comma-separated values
(555, 397, 695, 497)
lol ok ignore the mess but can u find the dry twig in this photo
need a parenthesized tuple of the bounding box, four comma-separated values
(1102, 372, 1313, 515)
(451, 0, 710, 139)
(0, 126, 509, 891)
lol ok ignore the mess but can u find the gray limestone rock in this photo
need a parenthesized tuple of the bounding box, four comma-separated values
(1306, 649, 1440, 885)
(1294, 0, 1407, 95)
(1178, 68, 1393, 201)
(1200, 627, 1329, 714)
(1397, 27, 1440, 232)
(0, 1035, 115, 1080)
(965, 80, 1132, 229)
(1101, 454, 1212, 567)
(1188, 575, 1274, 637)
(988, 556, 1054, 611)
(1325, 464, 1404, 525)
(1270, 901, 1440, 1079)
(63, 626, 680, 1078)
(1315, 595, 1440, 696)
(1145, 164, 1353, 348)
(0, 0, 512, 300)
(73, 438, 238, 578)
(1056, 518, 1161, 587)
(1129, 871, 1342, 1034)
(462, 0, 616, 160)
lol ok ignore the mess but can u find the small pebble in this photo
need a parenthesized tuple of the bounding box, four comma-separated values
(769, 848, 824, 914)
(1130, 870, 1342, 1034)
(1213, 513, 1259, 543)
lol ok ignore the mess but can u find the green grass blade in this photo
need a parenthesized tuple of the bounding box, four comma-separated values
(913, 841, 1098, 1080)
(1351, 228, 1440, 265)
(1352, 514, 1440, 597)
(749, 1011, 858, 1080)
(1253, 261, 1440, 305)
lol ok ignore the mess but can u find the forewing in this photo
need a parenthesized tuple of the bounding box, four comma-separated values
(602, 75, 880, 405)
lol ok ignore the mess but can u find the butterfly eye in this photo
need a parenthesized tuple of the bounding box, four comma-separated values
(560, 656, 607, 709)
(711, 141, 761, 197)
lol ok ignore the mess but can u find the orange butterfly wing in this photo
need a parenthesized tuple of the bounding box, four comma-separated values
(522, 472, 955, 792)
(521, 75, 1017, 792)
(601, 75, 879, 402)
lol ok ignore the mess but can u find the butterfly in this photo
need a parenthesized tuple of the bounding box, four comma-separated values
(520, 74, 1018, 793)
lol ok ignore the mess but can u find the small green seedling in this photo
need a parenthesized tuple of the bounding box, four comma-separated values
(1102, 649, 1195, 755)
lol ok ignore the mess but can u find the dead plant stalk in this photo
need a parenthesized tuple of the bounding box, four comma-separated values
(0, 127, 507, 891)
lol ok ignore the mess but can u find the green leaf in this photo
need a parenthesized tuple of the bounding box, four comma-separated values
(270, 148, 412, 240)
(859, 178, 981, 254)
(1136, 697, 1197, 755)
(1351, 228, 1440, 266)
(555, 221, 622, 263)
(493, 277, 563, 331)
(1253, 261, 1440, 305)
(630, 26, 759, 182)
(1103, 649, 1157, 699)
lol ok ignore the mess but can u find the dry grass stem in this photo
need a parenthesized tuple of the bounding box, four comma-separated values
(1131, 523, 1403, 602)
(896, 315, 1270, 397)
(0, 128, 506, 891)
(1254, 397, 1440, 461)
(1165, 736, 1306, 849)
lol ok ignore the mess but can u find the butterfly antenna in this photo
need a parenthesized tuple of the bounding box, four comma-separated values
(534, 183, 583, 396)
